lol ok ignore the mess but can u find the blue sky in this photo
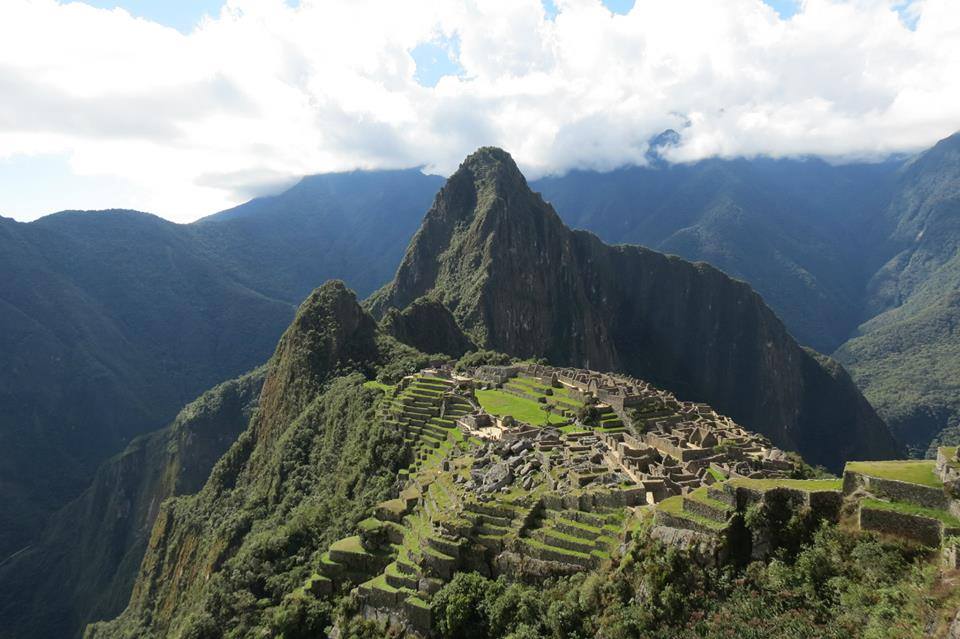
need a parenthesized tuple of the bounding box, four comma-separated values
(80, 0, 227, 33)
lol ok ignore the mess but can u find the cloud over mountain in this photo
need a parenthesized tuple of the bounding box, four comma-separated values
(1, 0, 958, 221)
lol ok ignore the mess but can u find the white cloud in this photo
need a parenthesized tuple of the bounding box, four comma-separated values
(0, 0, 958, 221)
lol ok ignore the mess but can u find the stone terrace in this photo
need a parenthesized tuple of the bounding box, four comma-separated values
(308, 364, 810, 637)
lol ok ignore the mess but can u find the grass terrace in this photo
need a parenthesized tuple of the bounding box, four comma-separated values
(657, 495, 728, 531)
(846, 460, 942, 487)
(726, 477, 842, 492)
(475, 388, 567, 426)
(363, 380, 395, 393)
(862, 498, 960, 527)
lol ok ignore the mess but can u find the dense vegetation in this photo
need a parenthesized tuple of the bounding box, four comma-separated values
(85, 282, 432, 638)
(425, 525, 958, 639)
(0, 369, 265, 639)
(833, 132, 960, 452)
(0, 170, 439, 562)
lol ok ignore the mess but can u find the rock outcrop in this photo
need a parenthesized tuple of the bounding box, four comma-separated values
(380, 295, 476, 357)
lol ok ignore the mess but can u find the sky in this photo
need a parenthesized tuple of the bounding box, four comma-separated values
(0, 0, 958, 223)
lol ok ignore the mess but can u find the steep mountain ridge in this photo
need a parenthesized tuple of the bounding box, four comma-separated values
(0, 211, 293, 558)
(86, 281, 429, 639)
(534, 156, 900, 352)
(836, 132, 960, 450)
(0, 369, 264, 639)
(369, 147, 900, 470)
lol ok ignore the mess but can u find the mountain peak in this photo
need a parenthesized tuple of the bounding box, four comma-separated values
(368, 155, 900, 469)
(255, 280, 380, 444)
(454, 146, 528, 194)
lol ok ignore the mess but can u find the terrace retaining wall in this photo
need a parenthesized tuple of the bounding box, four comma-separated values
(843, 471, 948, 510)
(859, 505, 943, 547)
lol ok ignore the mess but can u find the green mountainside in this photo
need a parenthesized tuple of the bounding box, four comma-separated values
(379, 296, 477, 358)
(369, 147, 899, 471)
(85, 281, 432, 638)
(835, 133, 960, 452)
(0, 170, 439, 560)
(194, 169, 444, 303)
(0, 211, 293, 559)
(0, 369, 264, 639)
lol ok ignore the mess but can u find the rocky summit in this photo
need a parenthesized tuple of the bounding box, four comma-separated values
(369, 147, 900, 471)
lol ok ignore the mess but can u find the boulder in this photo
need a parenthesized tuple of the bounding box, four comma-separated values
(482, 462, 513, 492)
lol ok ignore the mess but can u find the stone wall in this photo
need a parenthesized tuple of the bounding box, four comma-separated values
(843, 471, 949, 510)
(858, 505, 943, 547)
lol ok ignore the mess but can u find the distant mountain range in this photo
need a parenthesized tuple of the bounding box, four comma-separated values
(75, 147, 899, 638)
(0, 170, 440, 559)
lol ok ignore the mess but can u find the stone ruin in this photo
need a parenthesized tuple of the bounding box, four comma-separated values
(458, 362, 796, 504)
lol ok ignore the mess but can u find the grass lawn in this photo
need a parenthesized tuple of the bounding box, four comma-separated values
(846, 460, 942, 487)
(686, 486, 732, 511)
(329, 535, 370, 555)
(727, 477, 843, 492)
(862, 498, 960, 526)
(363, 380, 395, 392)
(476, 389, 566, 426)
(657, 495, 727, 530)
(706, 467, 727, 482)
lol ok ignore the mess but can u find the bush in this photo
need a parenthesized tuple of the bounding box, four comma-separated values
(455, 350, 514, 371)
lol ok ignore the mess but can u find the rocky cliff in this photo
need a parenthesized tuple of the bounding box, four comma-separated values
(369, 147, 900, 470)
(380, 295, 476, 357)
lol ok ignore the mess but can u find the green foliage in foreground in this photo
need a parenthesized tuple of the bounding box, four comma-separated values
(431, 525, 958, 639)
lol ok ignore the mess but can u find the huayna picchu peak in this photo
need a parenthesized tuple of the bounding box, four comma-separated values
(369, 147, 900, 471)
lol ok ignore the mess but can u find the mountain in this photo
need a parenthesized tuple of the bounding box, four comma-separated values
(0, 211, 293, 559)
(368, 147, 900, 470)
(0, 369, 263, 639)
(835, 132, 960, 451)
(86, 281, 431, 639)
(530, 139, 960, 454)
(533, 156, 900, 353)
(194, 169, 444, 303)
(379, 296, 476, 357)
(83, 280, 948, 639)
(0, 169, 439, 561)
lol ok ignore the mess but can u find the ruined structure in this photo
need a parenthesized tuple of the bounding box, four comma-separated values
(305, 364, 816, 637)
